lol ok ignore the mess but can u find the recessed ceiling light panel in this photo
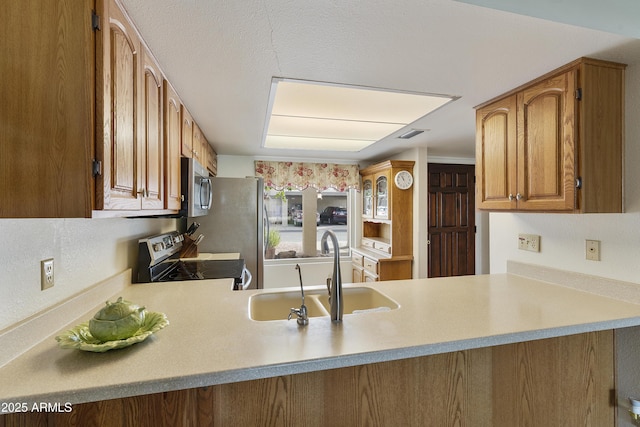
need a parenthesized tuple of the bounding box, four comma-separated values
(262, 78, 456, 152)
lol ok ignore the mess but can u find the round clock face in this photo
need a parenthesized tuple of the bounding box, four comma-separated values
(394, 170, 413, 190)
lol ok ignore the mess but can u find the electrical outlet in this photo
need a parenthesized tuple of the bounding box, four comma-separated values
(41, 258, 54, 290)
(518, 234, 540, 252)
(586, 240, 601, 261)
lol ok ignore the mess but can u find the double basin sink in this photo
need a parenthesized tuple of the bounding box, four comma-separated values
(249, 286, 399, 321)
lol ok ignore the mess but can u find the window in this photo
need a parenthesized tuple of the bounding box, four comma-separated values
(255, 160, 359, 260)
(265, 188, 350, 259)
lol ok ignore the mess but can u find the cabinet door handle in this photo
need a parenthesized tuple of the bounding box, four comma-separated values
(516, 193, 525, 201)
(508, 193, 514, 201)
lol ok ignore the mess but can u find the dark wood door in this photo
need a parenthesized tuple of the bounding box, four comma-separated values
(428, 163, 475, 277)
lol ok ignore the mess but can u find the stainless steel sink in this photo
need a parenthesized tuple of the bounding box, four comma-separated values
(248, 286, 399, 321)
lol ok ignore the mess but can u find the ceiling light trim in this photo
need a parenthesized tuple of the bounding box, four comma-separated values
(271, 113, 408, 126)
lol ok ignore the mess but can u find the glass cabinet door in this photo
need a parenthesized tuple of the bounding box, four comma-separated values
(362, 178, 373, 217)
(375, 175, 388, 218)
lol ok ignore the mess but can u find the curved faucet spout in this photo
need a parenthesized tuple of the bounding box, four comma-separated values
(321, 230, 343, 322)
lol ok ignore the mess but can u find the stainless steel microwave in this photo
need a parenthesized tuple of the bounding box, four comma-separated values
(181, 157, 212, 217)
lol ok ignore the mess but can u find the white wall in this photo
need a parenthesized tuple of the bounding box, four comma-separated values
(0, 218, 176, 331)
(489, 62, 640, 283)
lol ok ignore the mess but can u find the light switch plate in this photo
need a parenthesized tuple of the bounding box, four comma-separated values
(518, 234, 540, 252)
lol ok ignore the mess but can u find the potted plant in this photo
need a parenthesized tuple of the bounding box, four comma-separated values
(265, 229, 280, 259)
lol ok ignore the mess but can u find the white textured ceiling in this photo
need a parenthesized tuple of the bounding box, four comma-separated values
(120, 0, 640, 163)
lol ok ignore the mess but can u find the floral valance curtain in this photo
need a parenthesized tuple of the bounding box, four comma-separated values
(255, 161, 359, 192)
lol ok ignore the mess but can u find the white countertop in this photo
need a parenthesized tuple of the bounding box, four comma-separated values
(180, 252, 240, 260)
(2, 273, 640, 406)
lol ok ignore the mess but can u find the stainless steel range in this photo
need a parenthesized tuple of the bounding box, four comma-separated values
(136, 231, 251, 290)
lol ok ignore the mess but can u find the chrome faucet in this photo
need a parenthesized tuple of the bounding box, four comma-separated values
(321, 230, 343, 322)
(288, 264, 308, 326)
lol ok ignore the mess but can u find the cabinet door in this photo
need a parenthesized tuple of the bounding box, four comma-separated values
(98, 0, 142, 210)
(206, 144, 218, 176)
(362, 177, 373, 218)
(375, 173, 389, 219)
(351, 266, 364, 283)
(163, 81, 182, 210)
(475, 95, 517, 210)
(181, 106, 194, 158)
(141, 48, 164, 209)
(1, 0, 94, 217)
(193, 123, 206, 165)
(517, 71, 576, 211)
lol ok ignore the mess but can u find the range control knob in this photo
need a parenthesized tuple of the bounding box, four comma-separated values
(152, 242, 165, 252)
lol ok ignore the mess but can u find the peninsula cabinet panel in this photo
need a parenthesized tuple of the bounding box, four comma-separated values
(475, 57, 625, 213)
(0, 0, 95, 217)
(2, 331, 613, 426)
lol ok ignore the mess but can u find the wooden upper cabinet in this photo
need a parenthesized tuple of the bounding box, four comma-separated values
(2, 0, 203, 217)
(374, 171, 390, 219)
(475, 57, 625, 213)
(163, 81, 182, 210)
(141, 47, 164, 210)
(192, 123, 207, 166)
(476, 95, 518, 210)
(517, 72, 576, 211)
(181, 106, 194, 158)
(362, 177, 373, 217)
(0, 0, 95, 217)
(96, 0, 142, 210)
(206, 143, 218, 176)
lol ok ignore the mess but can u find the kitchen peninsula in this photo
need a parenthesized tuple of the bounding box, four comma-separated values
(2, 266, 640, 426)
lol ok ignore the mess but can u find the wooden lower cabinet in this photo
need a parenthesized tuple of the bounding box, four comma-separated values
(0, 331, 614, 426)
(351, 248, 412, 283)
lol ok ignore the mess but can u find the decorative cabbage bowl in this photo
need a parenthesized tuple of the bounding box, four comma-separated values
(55, 298, 169, 352)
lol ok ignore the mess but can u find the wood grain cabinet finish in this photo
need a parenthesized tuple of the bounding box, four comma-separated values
(206, 143, 218, 176)
(476, 57, 625, 213)
(1, 331, 614, 426)
(0, 0, 212, 217)
(96, 0, 144, 211)
(140, 47, 164, 210)
(192, 123, 207, 166)
(352, 160, 414, 282)
(163, 81, 183, 210)
(181, 106, 194, 159)
(0, 0, 95, 217)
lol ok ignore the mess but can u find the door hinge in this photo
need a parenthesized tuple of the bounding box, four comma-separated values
(92, 159, 102, 176)
(92, 10, 101, 31)
(575, 88, 582, 100)
(576, 177, 582, 189)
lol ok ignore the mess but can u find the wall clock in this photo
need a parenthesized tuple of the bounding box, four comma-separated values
(394, 170, 413, 190)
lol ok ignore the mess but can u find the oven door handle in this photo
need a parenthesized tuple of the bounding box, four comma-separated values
(200, 178, 213, 209)
(241, 267, 252, 290)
